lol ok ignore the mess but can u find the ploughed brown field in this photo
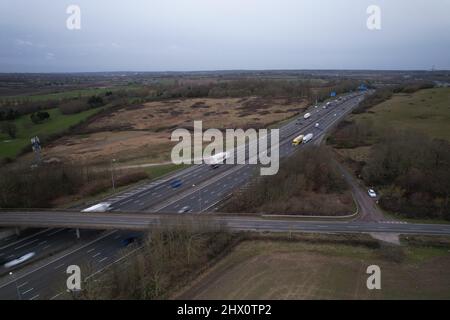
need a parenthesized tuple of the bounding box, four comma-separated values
(176, 240, 450, 299)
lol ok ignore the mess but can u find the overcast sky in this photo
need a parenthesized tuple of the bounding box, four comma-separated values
(1, 0, 449, 72)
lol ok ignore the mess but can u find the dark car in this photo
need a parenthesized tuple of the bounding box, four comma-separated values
(169, 179, 182, 189)
(122, 236, 141, 247)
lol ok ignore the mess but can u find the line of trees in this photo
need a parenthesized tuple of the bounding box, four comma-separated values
(362, 130, 450, 220)
(77, 219, 235, 299)
(0, 163, 148, 208)
(225, 146, 352, 215)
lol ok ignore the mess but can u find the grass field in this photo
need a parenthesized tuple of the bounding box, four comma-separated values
(353, 87, 450, 141)
(178, 239, 450, 299)
(0, 107, 103, 160)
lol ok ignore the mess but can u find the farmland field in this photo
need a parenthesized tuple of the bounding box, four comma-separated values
(178, 239, 450, 299)
(352, 87, 450, 141)
(0, 107, 103, 160)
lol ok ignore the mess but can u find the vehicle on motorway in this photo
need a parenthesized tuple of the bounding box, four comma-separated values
(170, 179, 183, 188)
(178, 205, 192, 214)
(292, 134, 304, 145)
(315, 123, 319, 128)
(206, 151, 230, 169)
(368, 189, 377, 198)
(303, 133, 314, 143)
(326, 102, 331, 107)
(303, 112, 311, 120)
(82, 202, 112, 213)
(4, 252, 35, 268)
(122, 236, 141, 247)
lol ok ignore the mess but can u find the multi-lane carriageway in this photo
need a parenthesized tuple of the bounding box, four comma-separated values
(0, 92, 380, 299)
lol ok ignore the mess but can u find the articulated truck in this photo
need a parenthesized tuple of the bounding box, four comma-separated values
(206, 151, 230, 168)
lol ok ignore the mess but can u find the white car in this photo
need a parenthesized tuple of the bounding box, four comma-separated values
(82, 202, 112, 213)
(368, 189, 377, 198)
(315, 123, 319, 128)
(178, 206, 192, 214)
(4, 252, 36, 268)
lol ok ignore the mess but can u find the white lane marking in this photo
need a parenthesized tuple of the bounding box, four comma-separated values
(29, 294, 40, 300)
(92, 253, 101, 258)
(50, 292, 64, 300)
(99, 257, 108, 263)
(42, 245, 51, 250)
(87, 248, 95, 253)
(14, 239, 39, 250)
(22, 288, 34, 295)
(18, 282, 28, 288)
(0, 228, 51, 251)
(54, 263, 65, 270)
(47, 229, 64, 237)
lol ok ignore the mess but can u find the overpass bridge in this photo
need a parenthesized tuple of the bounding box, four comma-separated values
(1, 210, 450, 236)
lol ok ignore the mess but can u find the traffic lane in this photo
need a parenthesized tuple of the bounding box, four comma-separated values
(0, 228, 52, 249)
(116, 164, 233, 211)
(109, 164, 207, 208)
(0, 228, 103, 277)
(0, 229, 90, 263)
(0, 230, 131, 300)
(220, 219, 450, 235)
(161, 166, 255, 213)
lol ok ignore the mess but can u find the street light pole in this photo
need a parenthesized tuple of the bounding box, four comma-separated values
(9, 272, 21, 300)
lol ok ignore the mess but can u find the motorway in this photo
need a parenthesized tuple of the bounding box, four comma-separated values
(0, 92, 376, 299)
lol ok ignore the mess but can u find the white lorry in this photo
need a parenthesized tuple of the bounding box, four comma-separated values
(303, 133, 314, 143)
(206, 151, 230, 168)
